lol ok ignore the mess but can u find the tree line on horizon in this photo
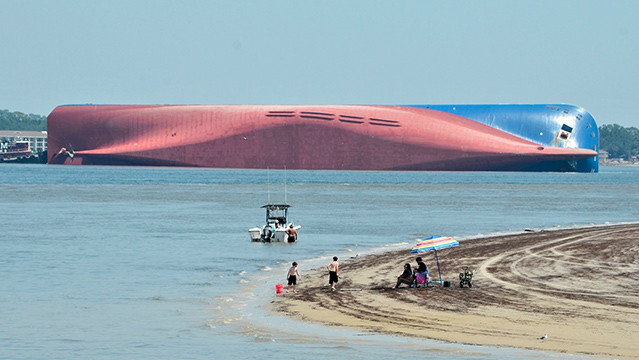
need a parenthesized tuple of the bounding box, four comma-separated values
(0, 109, 637, 160)
(598, 124, 639, 159)
(0, 109, 46, 131)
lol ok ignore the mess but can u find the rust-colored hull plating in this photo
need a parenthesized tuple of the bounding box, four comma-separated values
(47, 105, 597, 171)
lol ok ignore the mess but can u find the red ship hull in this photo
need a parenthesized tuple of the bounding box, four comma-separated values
(47, 105, 597, 171)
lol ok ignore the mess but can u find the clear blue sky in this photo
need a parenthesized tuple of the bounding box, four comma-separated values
(2, 0, 637, 127)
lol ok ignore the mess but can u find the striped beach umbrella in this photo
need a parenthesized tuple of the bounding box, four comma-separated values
(411, 236, 459, 285)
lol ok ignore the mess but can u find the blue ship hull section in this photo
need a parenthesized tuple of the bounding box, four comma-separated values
(407, 104, 599, 172)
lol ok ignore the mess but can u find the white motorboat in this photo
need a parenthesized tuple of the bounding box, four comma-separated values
(249, 204, 301, 242)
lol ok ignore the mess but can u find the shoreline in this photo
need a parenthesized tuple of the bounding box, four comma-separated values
(270, 223, 639, 359)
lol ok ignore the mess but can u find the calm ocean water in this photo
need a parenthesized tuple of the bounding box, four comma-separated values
(2, 164, 638, 359)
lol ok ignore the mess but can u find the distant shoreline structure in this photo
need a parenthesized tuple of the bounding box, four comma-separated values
(600, 157, 639, 166)
(47, 104, 599, 172)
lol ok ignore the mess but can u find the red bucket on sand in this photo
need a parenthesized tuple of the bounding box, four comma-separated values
(275, 284, 284, 294)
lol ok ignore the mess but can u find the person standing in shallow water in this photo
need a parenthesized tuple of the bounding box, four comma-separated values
(285, 224, 297, 243)
(327, 256, 339, 291)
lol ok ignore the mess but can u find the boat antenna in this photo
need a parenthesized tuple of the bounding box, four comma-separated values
(267, 167, 271, 204)
(284, 166, 287, 204)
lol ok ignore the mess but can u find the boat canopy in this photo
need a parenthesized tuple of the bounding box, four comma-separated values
(261, 204, 291, 210)
(261, 204, 290, 226)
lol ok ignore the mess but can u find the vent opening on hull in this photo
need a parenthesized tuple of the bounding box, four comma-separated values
(266, 110, 295, 118)
(368, 117, 401, 127)
(300, 115, 333, 121)
(339, 119, 364, 124)
(300, 111, 335, 121)
(339, 114, 364, 120)
(369, 122, 401, 127)
(300, 111, 334, 117)
(338, 114, 365, 124)
(369, 117, 399, 124)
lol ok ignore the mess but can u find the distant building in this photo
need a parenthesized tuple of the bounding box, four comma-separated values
(0, 130, 48, 153)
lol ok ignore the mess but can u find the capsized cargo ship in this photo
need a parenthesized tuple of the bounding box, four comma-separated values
(47, 104, 599, 172)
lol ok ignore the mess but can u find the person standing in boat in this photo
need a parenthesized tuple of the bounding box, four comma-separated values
(285, 224, 297, 243)
(327, 256, 339, 291)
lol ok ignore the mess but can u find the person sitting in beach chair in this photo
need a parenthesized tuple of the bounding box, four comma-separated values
(414, 271, 429, 287)
(412, 257, 429, 288)
(393, 263, 413, 288)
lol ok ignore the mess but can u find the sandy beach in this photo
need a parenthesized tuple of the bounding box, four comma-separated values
(271, 223, 639, 359)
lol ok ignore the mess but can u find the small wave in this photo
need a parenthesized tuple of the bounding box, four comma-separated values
(59, 338, 83, 343)
(456, 231, 521, 241)
(239, 270, 247, 276)
(184, 281, 214, 286)
(208, 296, 235, 304)
(220, 315, 244, 325)
(253, 334, 276, 342)
(261, 266, 272, 271)
(328, 345, 355, 351)
(238, 279, 249, 284)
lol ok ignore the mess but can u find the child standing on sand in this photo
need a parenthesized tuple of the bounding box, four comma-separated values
(286, 262, 301, 293)
(327, 256, 339, 291)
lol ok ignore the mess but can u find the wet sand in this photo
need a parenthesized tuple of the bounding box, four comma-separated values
(271, 223, 639, 359)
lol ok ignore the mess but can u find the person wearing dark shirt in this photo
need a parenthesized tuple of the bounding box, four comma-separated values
(412, 256, 429, 287)
(393, 263, 413, 288)
(415, 257, 427, 273)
